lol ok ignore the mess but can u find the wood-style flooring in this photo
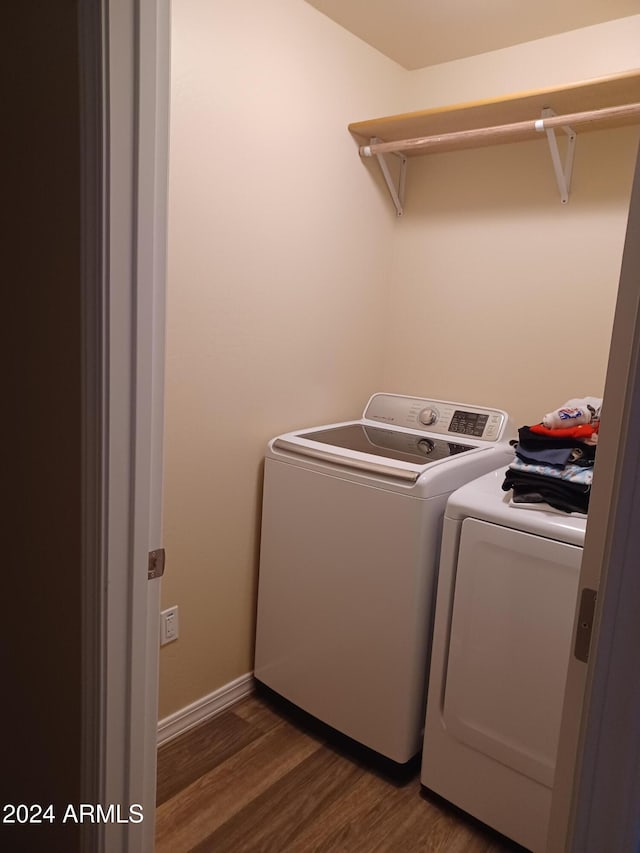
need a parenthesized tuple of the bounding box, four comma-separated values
(156, 690, 526, 853)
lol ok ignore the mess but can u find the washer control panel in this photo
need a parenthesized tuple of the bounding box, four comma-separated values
(364, 394, 507, 442)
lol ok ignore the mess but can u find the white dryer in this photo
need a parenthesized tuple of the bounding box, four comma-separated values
(254, 393, 513, 765)
(421, 468, 586, 852)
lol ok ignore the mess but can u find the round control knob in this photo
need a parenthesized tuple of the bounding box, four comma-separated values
(418, 407, 438, 426)
(417, 438, 434, 455)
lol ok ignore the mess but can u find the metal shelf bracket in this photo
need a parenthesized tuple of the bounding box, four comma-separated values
(536, 108, 576, 204)
(362, 137, 407, 216)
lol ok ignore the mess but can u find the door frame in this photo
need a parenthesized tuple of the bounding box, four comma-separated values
(80, 1, 170, 851)
(548, 142, 640, 852)
(86, 4, 640, 851)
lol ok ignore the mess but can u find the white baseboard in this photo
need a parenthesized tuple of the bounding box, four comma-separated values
(157, 672, 255, 746)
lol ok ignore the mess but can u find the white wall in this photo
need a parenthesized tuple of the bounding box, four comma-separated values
(400, 16, 640, 111)
(381, 17, 640, 427)
(161, 0, 404, 717)
(161, 4, 640, 716)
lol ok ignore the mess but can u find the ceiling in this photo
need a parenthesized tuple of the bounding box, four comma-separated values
(304, 0, 638, 70)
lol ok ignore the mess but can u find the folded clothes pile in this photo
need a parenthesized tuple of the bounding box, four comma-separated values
(502, 397, 602, 515)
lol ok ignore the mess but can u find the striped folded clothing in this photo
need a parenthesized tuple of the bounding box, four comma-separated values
(501, 469, 590, 514)
(508, 457, 593, 486)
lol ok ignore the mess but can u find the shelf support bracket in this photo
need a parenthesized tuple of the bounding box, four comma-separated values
(535, 108, 576, 204)
(363, 137, 407, 216)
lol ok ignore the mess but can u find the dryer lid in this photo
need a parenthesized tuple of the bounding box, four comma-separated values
(446, 468, 587, 544)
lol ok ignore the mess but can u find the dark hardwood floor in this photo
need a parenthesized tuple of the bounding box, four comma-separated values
(156, 692, 526, 852)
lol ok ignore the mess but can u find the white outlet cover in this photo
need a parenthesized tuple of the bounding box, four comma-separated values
(160, 606, 179, 645)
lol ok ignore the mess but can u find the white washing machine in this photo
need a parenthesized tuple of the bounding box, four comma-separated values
(421, 468, 586, 852)
(254, 393, 513, 765)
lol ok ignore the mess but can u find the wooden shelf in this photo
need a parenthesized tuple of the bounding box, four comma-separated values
(348, 69, 640, 156)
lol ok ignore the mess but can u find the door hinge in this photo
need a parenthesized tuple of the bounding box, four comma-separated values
(148, 548, 166, 580)
(574, 587, 597, 663)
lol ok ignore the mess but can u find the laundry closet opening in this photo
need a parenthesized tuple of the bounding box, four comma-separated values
(157, 4, 640, 851)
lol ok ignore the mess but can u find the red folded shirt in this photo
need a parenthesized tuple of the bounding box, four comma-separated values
(529, 422, 599, 439)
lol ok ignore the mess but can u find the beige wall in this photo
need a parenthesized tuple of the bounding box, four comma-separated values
(161, 4, 640, 717)
(381, 16, 640, 428)
(381, 127, 639, 428)
(400, 16, 640, 111)
(160, 0, 404, 717)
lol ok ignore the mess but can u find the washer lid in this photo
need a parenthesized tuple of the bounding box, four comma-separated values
(446, 468, 587, 544)
(293, 423, 475, 466)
